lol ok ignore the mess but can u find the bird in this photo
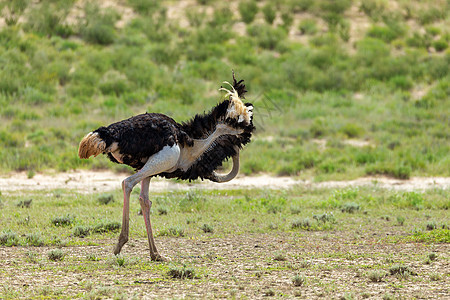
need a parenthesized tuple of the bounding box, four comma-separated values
(78, 73, 254, 261)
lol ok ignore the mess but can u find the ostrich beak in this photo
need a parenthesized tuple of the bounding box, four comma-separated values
(207, 147, 240, 183)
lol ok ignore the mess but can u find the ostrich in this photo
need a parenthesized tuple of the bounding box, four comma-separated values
(78, 74, 254, 261)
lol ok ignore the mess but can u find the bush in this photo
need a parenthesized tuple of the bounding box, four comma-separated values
(299, 19, 318, 35)
(26, 232, 44, 247)
(247, 24, 287, 50)
(93, 221, 121, 234)
(159, 226, 185, 237)
(168, 265, 196, 279)
(79, 3, 118, 45)
(341, 202, 360, 213)
(239, 1, 258, 24)
(73, 226, 91, 238)
(262, 3, 276, 24)
(0, 230, 19, 246)
(97, 193, 115, 205)
(367, 25, 402, 43)
(48, 249, 65, 261)
(433, 39, 448, 52)
(359, 0, 387, 21)
(292, 274, 306, 286)
(52, 215, 75, 227)
(200, 223, 214, 233)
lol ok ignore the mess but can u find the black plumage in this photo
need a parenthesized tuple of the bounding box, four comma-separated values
(88, 77, 254, 181)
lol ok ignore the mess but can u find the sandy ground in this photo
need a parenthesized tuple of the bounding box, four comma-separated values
(0, 170, 448, 194)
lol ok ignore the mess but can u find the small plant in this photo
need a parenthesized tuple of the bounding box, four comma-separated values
(292, 274, 306, 286)
(264, 289, 275, 296)
(114, 255, 126, 267)
(396, 216, 405, 226)
(93, 221, 121, 234)
(239, 1, 258, 24)
(26, 232, 44, 247)
(291, 218, 311, 229)
(290, 206, 301, 215)
(428, 252, 437, 261)
(26, 251, 38, 263)
(16, 199, 32, 208)
(262, 3, 276, 24)
(313, 212, 335, 223)
(159, 226, 185, 237)
(48, 249, 65, 261)
(97, 194, 114, 205)
(51, 214, 75, 227)
(389, 265, 416, 279)
(426, 222, 437, 231)
(368, 270, 385, 282)
(429, 273, 441, 281)
(299, 260, 312, 268)
(168, 264, 195, 279)
(73, 226, 91, 238)
(341, 202, 360, 213)
(433, 39, 448, 52)
(381, 215, 390, 221)
(87, 254, 100, 261)
(157, 206, 168, 215)
(0, 230, 19, 246)
(299, 18, 318, 35)
(201, 223, 214, 233)
(273, 253, 286, 261)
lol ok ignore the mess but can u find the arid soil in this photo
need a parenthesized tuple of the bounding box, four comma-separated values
(1, 232, 448, 299)
(1, 170, 449, 194)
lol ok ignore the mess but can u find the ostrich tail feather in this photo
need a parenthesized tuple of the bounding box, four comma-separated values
(78, 132, 106, 159)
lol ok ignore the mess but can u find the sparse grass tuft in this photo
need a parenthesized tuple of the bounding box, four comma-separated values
(292, 274, 306, 287)
(159, 226, 185, 237)
(168, 265, 196, 279)
(274, 253, 287, 261)
(93, 221, 121, 234)
(25, 232, 44, 247)
(396, 216, 405, 226)
(0, 230, 19, 246)
(16, 199, 32, 208)
(200, 223, 214, 233)
(341, 202, 360, 213)
(47, 249, 65, 261)
(73, 226, 92, 238)
(51, 214, 75, 227)
(389, 265, 416, 279)
(98, 194, 114, 205)
(368, 270, 385, 282)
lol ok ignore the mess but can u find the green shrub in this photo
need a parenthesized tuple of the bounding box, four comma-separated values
(73, 226, 91, 238)
(389, 76, 413, 90)
(93, 221, 121, 234)
(48, 249, 65, 261)
(299, 18, 318, 35)
(433, 39, 448, 52)
(281, 11, 293, 29)
(159, 226, 185, 237)
(51, 215, 75, 227)
(97, 193, 115, 205)
(417, 7, 447, 25)
(26, 232, 44, 247)
(0, 230, 19, 246)
(262, 3, 276, 24)
(365, 163, 411, 179)
(79, 3, 118, 45)
(367, 25, 402, 43)
(341, 202, 360, 213)
(201, 223, 214, 233)
(168, 265, 196, 279)
(239, 1, 258, 24)
(247, 24, 287, 50)
(359, 0, 387, 21)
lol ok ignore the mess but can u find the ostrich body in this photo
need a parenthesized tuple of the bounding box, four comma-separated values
(78, 76, 254, 260)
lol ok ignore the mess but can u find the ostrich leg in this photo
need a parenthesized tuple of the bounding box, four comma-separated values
(114, 145, 180, 256)
(139, 177, 164, 261)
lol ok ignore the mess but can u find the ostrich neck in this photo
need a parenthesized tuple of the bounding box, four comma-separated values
(174, 123, 243, 171)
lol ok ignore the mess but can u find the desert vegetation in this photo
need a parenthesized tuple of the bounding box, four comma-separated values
(0, 0, 448, 298)
(0, 0, 448, 180)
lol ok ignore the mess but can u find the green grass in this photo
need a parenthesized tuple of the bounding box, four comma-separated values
(0, 0, 447, 180)
(0, 185, 448, 298)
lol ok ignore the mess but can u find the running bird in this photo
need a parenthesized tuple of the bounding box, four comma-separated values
(78, 73, 254, 260)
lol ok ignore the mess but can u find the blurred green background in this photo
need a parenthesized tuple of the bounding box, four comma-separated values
(0, 0, 448, 180)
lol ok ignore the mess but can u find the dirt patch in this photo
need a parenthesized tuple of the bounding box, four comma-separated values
(0, 170, 448, 194)
(1, 233, 448, 299)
